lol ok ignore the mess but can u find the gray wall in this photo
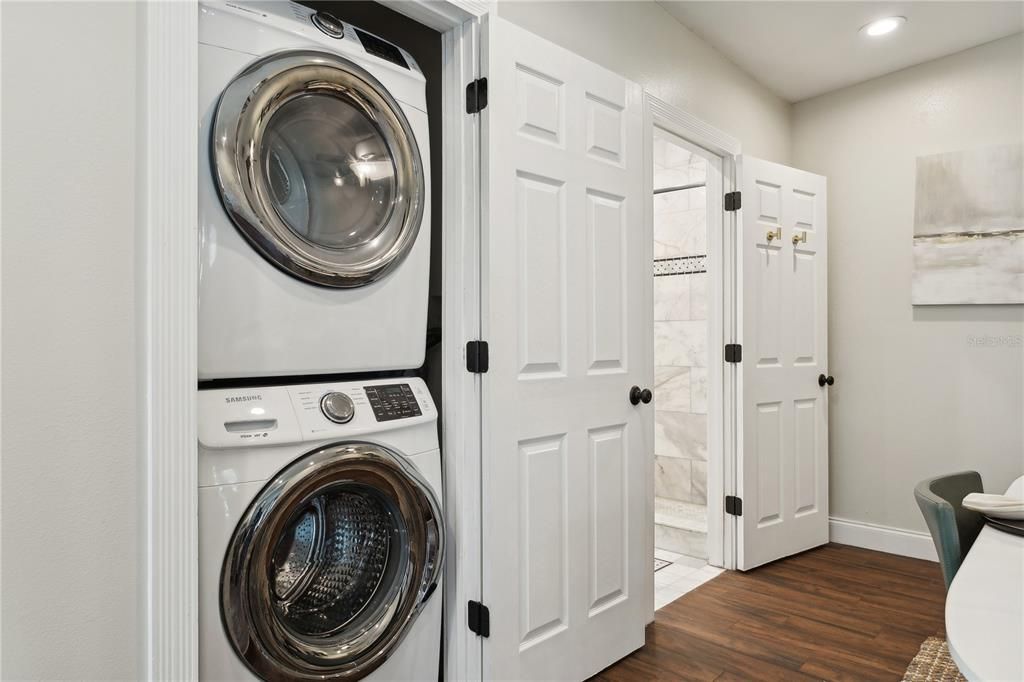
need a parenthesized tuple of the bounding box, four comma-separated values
(792, 34, 1024, 532)
(497, 1, 792, 164)
(1, 2, 141, 678)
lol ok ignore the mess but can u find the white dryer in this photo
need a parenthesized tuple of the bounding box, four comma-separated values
(199, 377, 443, 680)
(199, 1, 432, 380)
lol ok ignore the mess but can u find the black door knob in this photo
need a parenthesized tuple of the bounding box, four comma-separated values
(629, 386, 642, 405)
(640, 388, 653, 404)
(818, 374, 834, 387)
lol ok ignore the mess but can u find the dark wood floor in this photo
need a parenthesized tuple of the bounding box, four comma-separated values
(594, 543, 946, 681)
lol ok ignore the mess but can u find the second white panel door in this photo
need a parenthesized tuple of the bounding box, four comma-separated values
(737, 156, 829, 571)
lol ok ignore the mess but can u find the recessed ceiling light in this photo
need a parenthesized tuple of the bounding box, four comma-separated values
(861, 16, 906, 37)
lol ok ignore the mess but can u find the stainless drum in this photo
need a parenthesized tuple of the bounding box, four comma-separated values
(221, 443, 443, 680)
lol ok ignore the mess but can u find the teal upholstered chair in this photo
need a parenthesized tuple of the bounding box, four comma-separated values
(914, 471, 985, 590)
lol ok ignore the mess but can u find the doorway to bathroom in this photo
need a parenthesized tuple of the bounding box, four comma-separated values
(651, 125, 727, 609)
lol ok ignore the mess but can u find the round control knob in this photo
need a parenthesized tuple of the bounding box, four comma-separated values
(311, 11, 345, 39)
(320, 392, 355, 424)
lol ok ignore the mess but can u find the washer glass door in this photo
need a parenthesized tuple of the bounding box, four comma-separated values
(222, 443, 443, 680)
(212, 51, 425, 288)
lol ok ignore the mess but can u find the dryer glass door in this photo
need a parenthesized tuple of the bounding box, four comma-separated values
(221, 443, 443, 680)
(212, 51, 425, 288)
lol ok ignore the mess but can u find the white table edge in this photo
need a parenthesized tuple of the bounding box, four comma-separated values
(945, 475, 1024, 682)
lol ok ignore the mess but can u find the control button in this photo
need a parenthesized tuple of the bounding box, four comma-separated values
(311, 11, 344, 38)
(320, 392, 355, 424)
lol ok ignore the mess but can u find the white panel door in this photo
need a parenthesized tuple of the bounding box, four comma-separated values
(480, 16, 649, 681)
(737, 156, 829, 570)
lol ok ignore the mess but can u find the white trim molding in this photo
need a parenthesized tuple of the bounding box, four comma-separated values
(646, 94, 741, 158)
(829, 516, 938, 562)
(380, 0, 488, 31)
(138, 2, 199, 680)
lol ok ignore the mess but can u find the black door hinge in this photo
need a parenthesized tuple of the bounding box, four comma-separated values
(468, 600, 490, 637)
(725, 343, 742, 363)
(724, 191, 741, 211)
(466, 340, 489, 373)
(725, 495, 743, 517)
(466, 78, 488, 114)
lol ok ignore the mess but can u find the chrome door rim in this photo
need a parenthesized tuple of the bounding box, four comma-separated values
(212, 50, 425, 288)
(221, 443, 443, 680)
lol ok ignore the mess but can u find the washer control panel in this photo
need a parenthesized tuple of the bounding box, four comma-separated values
(198, 378, 435, 448)
(364, 383, 422, 422)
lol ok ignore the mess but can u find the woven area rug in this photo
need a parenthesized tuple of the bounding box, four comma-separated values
(902, 636, 966, 682)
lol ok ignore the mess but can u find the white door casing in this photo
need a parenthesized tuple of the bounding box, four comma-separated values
(644, 96, 742, 574)
(480, 16, 649, 680)
(737, 156, 829, 571)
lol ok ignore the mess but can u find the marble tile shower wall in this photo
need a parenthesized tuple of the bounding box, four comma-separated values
(653, 144, 708, 508)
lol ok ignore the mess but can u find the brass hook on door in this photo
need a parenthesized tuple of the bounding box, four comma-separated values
(766, 227, 782, 243)
(792, 230, 807, 245)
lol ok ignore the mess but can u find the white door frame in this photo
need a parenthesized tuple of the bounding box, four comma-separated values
(137, 1, 488, 678)
(642, 95, 741, 588)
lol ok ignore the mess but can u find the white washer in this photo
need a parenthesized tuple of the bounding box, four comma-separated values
(199, 1, 432, 380)
(199, 377, 443, 680)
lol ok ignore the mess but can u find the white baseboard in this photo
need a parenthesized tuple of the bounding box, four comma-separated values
(829, 516, 938, 562)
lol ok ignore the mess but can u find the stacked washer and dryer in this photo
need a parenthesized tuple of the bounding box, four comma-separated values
(197, 2, 444, 680)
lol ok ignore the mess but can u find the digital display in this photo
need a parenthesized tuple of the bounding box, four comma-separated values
(356, 29, 409, 70)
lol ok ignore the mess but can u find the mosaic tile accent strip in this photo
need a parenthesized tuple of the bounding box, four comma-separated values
(654, 255, 707, 277)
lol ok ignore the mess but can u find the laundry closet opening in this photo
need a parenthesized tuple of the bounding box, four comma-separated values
(194, 2, 452, 678)
(651, 127, 724, 609)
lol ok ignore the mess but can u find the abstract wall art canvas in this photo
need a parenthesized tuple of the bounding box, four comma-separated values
(912, 143, 1024, 305)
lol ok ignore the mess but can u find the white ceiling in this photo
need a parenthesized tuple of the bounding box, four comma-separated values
(658, 1, 1024, 102)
